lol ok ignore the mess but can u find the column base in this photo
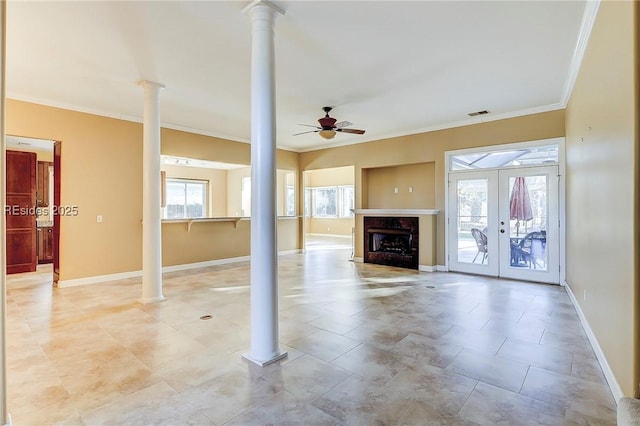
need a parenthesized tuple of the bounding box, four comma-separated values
(138, 295, 166, 305)
(242, 350, 288, 367)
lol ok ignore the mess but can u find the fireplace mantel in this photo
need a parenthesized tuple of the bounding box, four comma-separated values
(352, 209, 439, 216)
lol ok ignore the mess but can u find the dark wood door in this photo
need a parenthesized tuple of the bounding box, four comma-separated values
(7, 150, 37, 274)
(53, 141, 61, 283)
(37, 161, 51, 208)
(36, 227, 53, 264)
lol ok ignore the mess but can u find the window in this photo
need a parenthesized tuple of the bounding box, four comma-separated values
(311, 187, 337, 217)
(338, 186, 354, 217)
(308, 185, 354, 218)
(450, 144, 559, 170)
(304, 188, 311, 217)
(286, 185, 295, 216)
(164, 179, 207, 219)
(241, 176, 251, 216)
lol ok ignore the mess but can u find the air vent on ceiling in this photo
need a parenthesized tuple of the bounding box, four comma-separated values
(468, 110, 490, 117)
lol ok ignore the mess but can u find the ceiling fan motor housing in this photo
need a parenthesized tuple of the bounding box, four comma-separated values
(318, 116, 337, 129)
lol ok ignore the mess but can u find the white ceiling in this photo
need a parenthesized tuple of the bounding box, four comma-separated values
(7, 1, 588, 152)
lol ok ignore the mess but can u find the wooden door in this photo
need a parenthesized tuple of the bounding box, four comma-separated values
(53, 141, 61, 283)
(37, 161, 51, 208)
(6, 150, 37, 274)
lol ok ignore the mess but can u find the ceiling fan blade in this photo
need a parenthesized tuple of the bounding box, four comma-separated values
(334, 120, 353, 129)
(337, 128, 366, 135)
(297, 124, 321, 129)
(292, 130, 319, 136)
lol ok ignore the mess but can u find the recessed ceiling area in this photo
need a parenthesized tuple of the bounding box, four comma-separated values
(6, 1, 588, 152)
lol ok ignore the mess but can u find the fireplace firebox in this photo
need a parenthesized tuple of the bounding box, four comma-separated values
(364, 216, 419, 269)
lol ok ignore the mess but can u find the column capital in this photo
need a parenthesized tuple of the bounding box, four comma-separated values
(138, 80, 166, 90)
(242, 0, 285, 17)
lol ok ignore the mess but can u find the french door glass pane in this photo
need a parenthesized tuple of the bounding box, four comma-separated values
(508, 175, 548, 271)
(456, 179, 488, 264)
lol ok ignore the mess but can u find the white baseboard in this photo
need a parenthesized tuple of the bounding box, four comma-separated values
(278, 249, 302, 256)
(57, 250, 303, 288)
(162, 256, 251, 273)
(57, 270, 142, 288)
(306, 233, 352, 239)
(353, 257, 364, 263)
(419, 265, 437, 272)
(564, 280, 623, 403)
(436, 265, 448, 272)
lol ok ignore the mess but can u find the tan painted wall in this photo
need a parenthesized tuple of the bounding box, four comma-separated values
(307, 218, 354, 235)
(7, 100, 145, 281)
(365, 162, 436, 209)
(226, 167, 251, 217)
(225, 168, 296, 217)
(304, 166, 355, 236)
(161, 217, 299, 266)
(300, 110, 565, 263)
(305, 165, 354, 187)
(565, 0, 638, 397)
(161, 164, 227, 217)
(6, 99, 301, 281)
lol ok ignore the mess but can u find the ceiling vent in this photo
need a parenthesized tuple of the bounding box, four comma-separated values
(468, 110, 490, 117)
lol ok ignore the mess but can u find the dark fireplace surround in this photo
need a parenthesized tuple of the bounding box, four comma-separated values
(364, 216, 419, 270)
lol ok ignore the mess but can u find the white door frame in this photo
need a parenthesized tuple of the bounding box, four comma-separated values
(444, 137, 566, 284)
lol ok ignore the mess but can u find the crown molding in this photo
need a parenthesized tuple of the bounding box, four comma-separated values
(560, 0, 601, 107)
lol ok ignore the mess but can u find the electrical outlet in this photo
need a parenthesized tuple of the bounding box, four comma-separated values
(394, 187, 399, 194)
(408, 186, 413, 193)
(97, 215, 103, 223)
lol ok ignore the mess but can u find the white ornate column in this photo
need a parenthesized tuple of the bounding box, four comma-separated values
(242, 0, 287, 366)
(139, 80, 166, 304)
(0, 3, 10, 425)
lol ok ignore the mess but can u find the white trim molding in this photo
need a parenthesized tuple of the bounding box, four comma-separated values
(560, 0, 601, 106)
(57, 270, 143, 288)
(436, 265, 449, 272)
(306, 233, 352, 239)
(353, 209, 439, 215)
(161, 256, 251, 274)
(564, 281, 623, 403)
(353, 257, 364, 263)
(418, 265, 437, 272)
(57, 250, 303, 288)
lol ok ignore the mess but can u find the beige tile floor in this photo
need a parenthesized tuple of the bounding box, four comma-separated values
(7, 242, 617, 425)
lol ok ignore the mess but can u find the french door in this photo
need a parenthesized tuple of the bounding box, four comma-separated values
(448, 166, 559, 284)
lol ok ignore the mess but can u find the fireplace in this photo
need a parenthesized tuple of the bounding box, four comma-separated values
(364, 216, 419, 269)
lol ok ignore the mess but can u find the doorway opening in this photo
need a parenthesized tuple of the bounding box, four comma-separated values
(6, 135, 61, 285)
(303, 166, 355, 252)
(445, 140, 563, 284)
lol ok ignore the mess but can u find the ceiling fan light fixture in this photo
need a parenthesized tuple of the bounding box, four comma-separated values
(319, 129, 336, 140)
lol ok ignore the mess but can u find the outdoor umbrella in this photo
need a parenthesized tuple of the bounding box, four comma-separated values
(510, 176, 533, 236)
